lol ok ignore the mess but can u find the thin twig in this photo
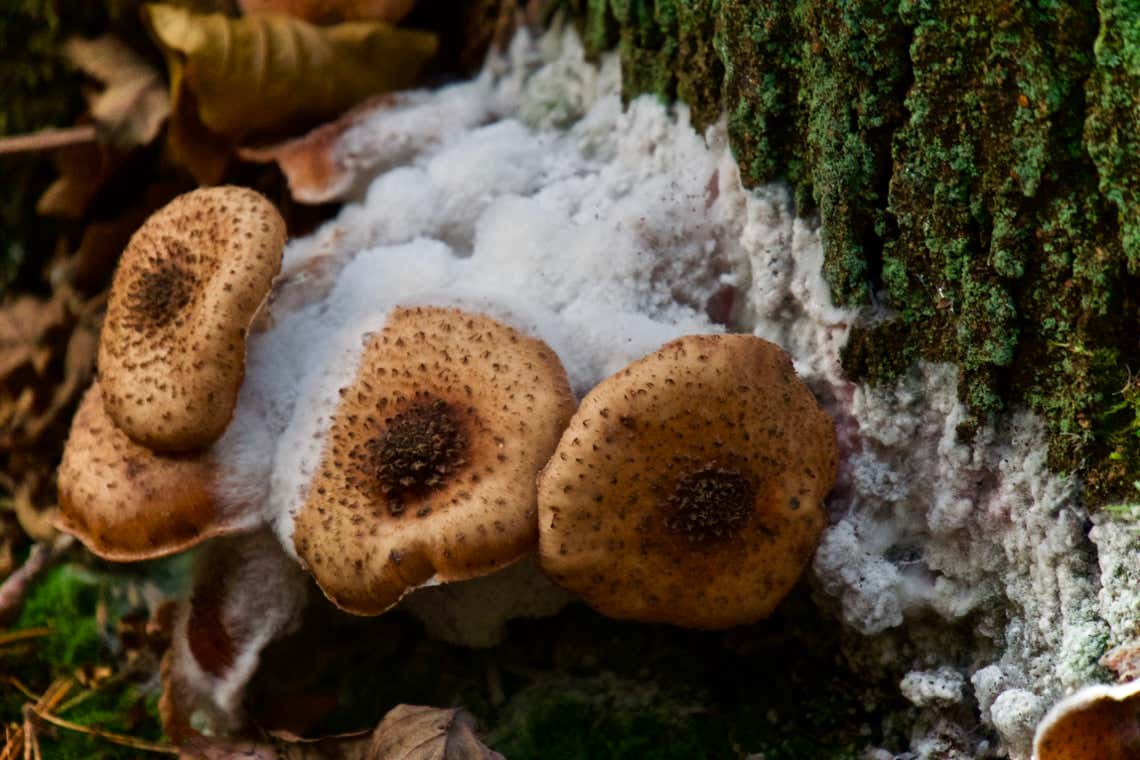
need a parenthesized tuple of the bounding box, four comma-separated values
(4, 677, 39, 702)
(25, 708, 179, 755)
(0, 535, 75, 623)
(0, 126, 97, 156)
(0, 628, 51, 648)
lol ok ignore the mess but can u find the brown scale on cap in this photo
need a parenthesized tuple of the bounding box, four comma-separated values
(56, 383, 241, 561)
(99, 186, 286, 452)
(1033, 679, 1140, 760)
(293, 306, 576, 615)
(537, 334, 838, 629)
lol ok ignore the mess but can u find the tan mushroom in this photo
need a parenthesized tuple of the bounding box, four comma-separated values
(98, 186, 286, 452)
(537, 334, 837, 629)
(57, 383, 253, 560)
(1033, 679, 1140, 760)
(292, 305, 576, 615)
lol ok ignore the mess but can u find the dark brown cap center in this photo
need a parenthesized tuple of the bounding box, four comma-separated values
(364, 398, 468, 514)
(662, 467, 755, 542)
(126, 255, 196, 331)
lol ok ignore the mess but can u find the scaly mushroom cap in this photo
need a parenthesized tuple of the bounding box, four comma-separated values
(537, 334, 837, 629)
(57, 383, 238, 561)
(293, 306, 576, 615)
(1033, 679, 1140, 760)
(99, 186, 286, 452)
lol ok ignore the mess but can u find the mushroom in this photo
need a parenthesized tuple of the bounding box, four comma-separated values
(537, 334, 837, 629)
(161, 530, 308, 743)
(292, 305, 576, 615)
(1032, 679, 1140, 760)
(98, 186, 286, 452)
(57, 382, 256, 560)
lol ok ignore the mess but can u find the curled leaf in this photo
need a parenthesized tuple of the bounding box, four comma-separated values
(239, 80, 491, 203)
(370, 705, 505, 760)
(144, 3, 438, 182)
(64, 35, 171, 149)
(238, 0, 416, 25)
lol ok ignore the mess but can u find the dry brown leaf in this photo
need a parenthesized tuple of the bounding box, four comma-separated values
(239, 92, 412, 203)
(370, 705, 504, 760)
(13, 476, 57, 543)
(177, 705, 501, 760)
(64, 35, 172, 149)
(0, 297, 67, 382)
(238, 0, 416, 25)
(144, 4, 437, 182)
(35, 139, 123, 220)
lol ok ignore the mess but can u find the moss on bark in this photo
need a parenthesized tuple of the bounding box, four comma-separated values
(572, 0, 1140, 503)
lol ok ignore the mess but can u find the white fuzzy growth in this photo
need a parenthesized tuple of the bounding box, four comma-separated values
(812, 363, 1111, 758)
(1089, 512, 1140, 649)
(990, 689, 1044, 754)
(400, 557, 572, 648)
(900, 667, 966, 706)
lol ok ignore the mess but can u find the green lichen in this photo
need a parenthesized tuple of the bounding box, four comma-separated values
(575, 0, 1140, 502)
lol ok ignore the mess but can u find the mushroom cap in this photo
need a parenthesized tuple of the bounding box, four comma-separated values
(57, 382, 244, 560)
(537, 334, 837, 629)
(293, 306, 576, 615)
(1033, 679, 1140, 760)
(98, 186, 286, 452)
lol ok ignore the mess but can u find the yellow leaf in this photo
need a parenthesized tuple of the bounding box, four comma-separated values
(143, 4, 438, 143)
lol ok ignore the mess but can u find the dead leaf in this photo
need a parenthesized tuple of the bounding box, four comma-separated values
(144, 3, 438, 182)
(238, 0, 416, 25)
(36, 139, 123, 220)
(0, 297, 68, 382)
(370, 705, 505, 760)
(13, 475, 57, 543)
(239, 84, 489, 204)
(239, 92, 412, 203)
(64, 35, 172, 150)
(177, 705, 502, 760)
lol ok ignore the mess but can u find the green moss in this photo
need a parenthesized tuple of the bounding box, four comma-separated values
(1085, 0, 1140, 274)
(487, 675, 730, 759)
(714, 1, 810, 207)
(15, 565, 105, 669)
(1, 560, 180, 759)
(573, 0, 1140, 502)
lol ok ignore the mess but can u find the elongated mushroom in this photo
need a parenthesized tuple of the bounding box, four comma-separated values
(537, 334, 837, 629)
(1033, 679, 1140, 760)
(57, 383, 255, 560)
(292, 306, 576, 615)
(99, 186, 286, 452)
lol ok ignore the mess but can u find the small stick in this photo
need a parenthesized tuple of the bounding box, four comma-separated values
(4, 677, 39, 702)
(25, 709, 179, 755)
(0, 628, 51, 648)
(0, 536, 75, 623)
(0, 126, 98, 156)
